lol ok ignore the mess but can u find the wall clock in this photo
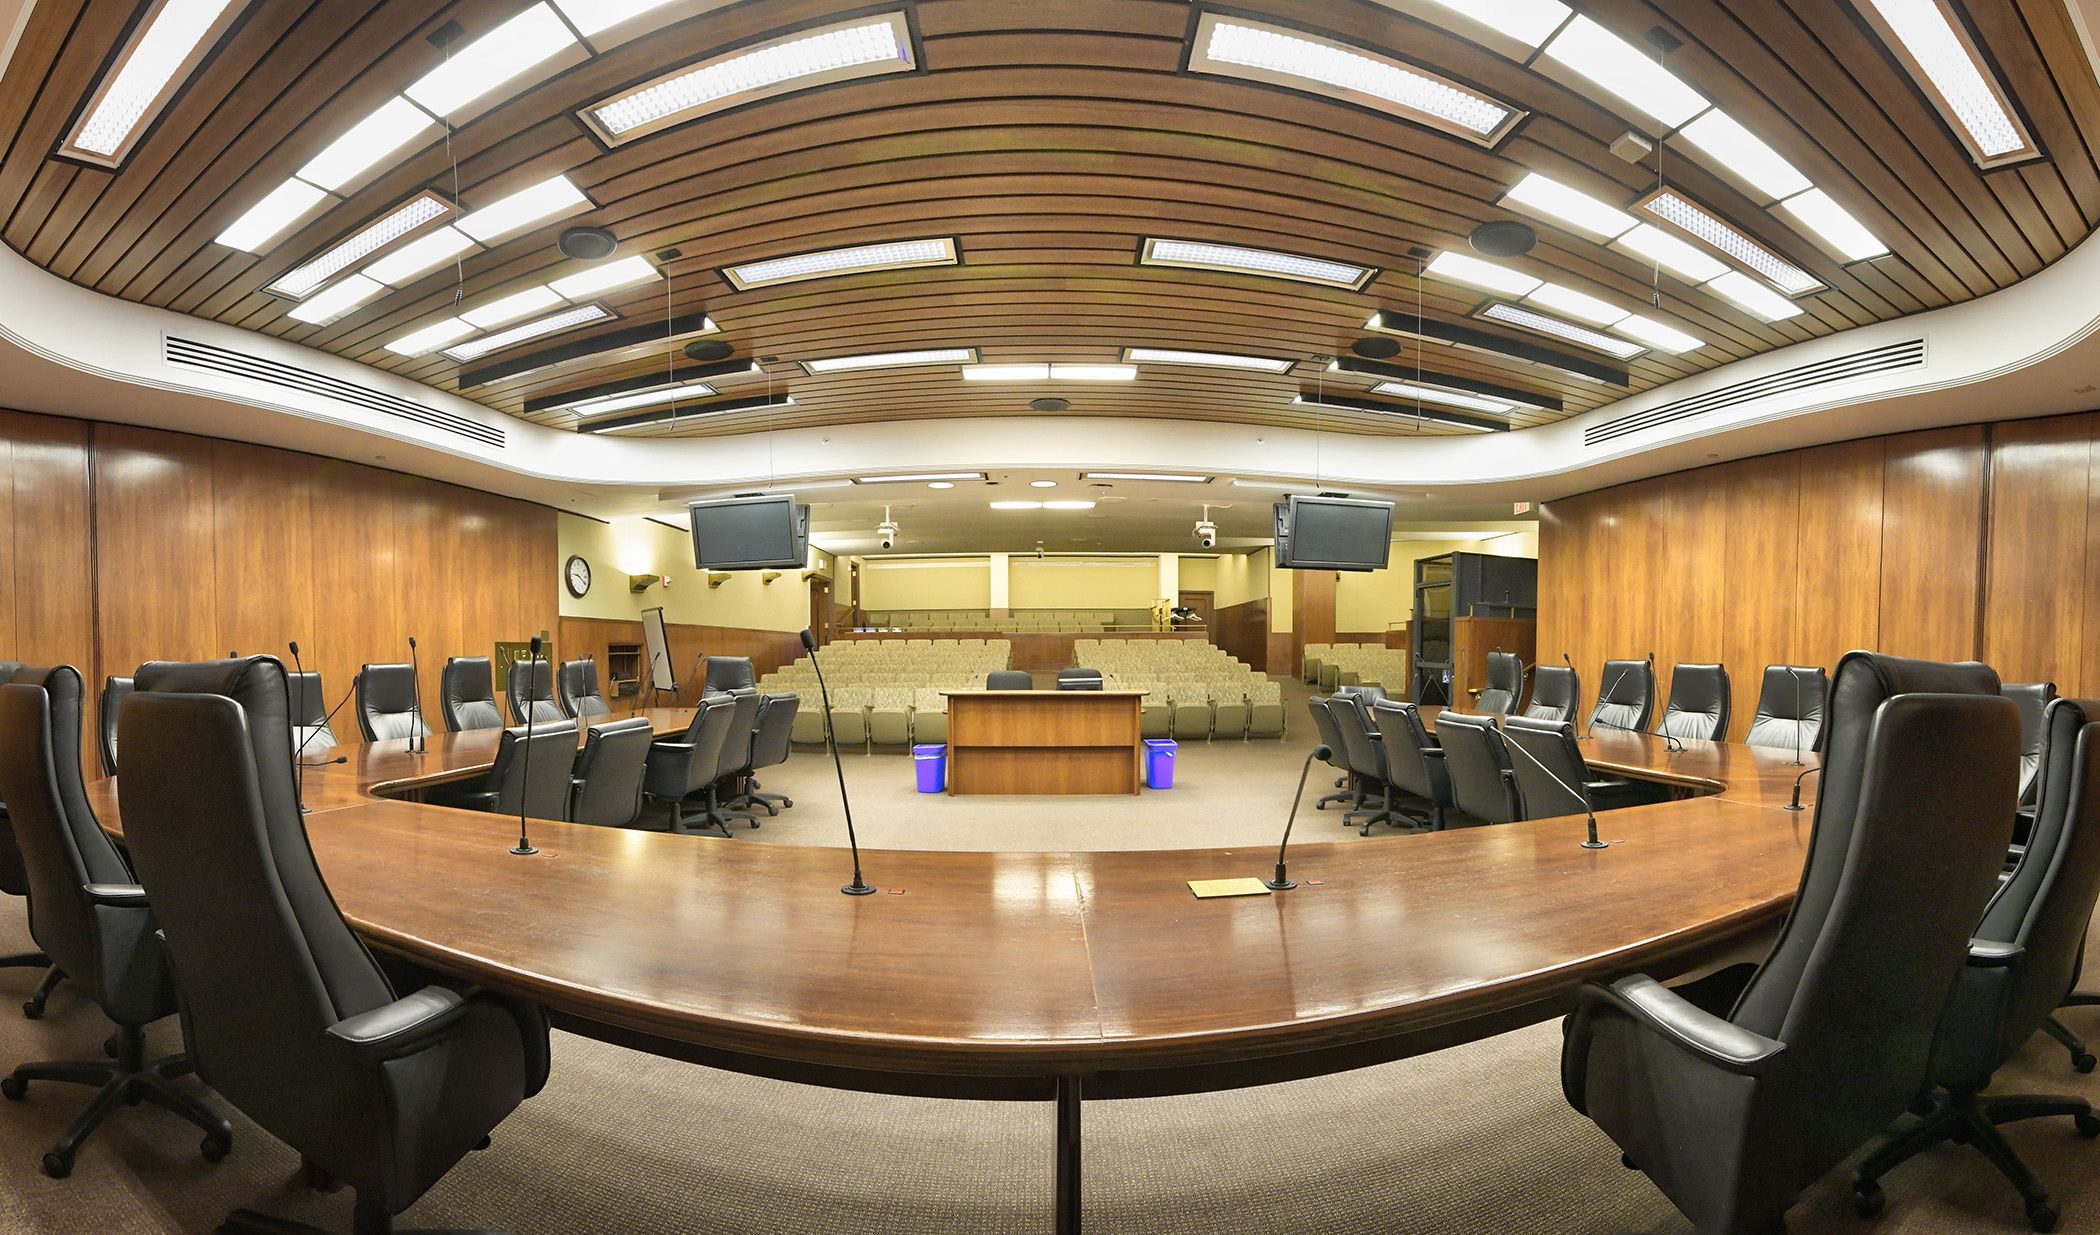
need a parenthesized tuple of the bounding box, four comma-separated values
(565, 554, 592, 598)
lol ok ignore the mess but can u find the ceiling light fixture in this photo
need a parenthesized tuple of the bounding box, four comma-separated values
(461, 285, 565, 329)
(1610, 314, 1704, 354)
(990, 501, 1043, 510)
(457, 175, 592, 243)
(1328, 354, 1563, 410)
(1636, 189, 1821, 296)
(285, 274, 383, 326)
(1368, 381, 1515, 413)
(1140, 237, 1375, 290)
(1704, 271, 1804, 322)
(1854, 0, 2037, 167)
(1424, 250, 1542, 297)
(267, 192, 451, 299)
(961, 364, 1047, 381)
(216, 178, 331, 253)
(802, 347, 978, 374)
(1397, 0, 1571, 50)
(576, 391, 795, 434)
(1081, 472, 1212, 483)
(1612, 222, 1729, 283)
(1676, 110, 1811, 201)
(581, 13, 915, 144)
(549, 254, 659, 299)
(296, 96, 438, 192)
(457, 311, 716, 388)
(1497, 172, 1637, 241)
(1778, 188, 1890, 262)
(724, 236, 957, 290)
(363, 225, 476, 286)
(1539, 15, 1707, 129)
(61, 0, 253, 167)
(1120, 347, 1294, 372)
(385, 317, 476, 357)
(443, 304, 613, 361)
(551, 0, 688, 38)
(1043, 501, 1096, 510)
(404, 3, 579, 118)
(1051, 364, 1136, 381)
(1292, 391, 1505, 432)
(1527, 281, 1628, 326)
(1363, 309, 1629, 386)
(1189, 12, 1523, 146)
(1475, 302, 1646, 359)
(558, 378, 720, 418)
(853, 472, 987, 484)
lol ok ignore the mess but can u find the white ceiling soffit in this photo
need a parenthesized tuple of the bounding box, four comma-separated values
(0, 198, 2098, 514)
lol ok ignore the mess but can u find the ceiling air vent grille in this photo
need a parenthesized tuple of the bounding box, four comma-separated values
(163, 335, 505, 449)
(1584, 338, 1926, 447)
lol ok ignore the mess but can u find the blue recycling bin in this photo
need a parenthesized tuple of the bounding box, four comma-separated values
(1144, 739, 1176, 789)
(913, 744, 948, 793)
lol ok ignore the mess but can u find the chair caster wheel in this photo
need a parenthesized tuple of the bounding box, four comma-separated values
(1850, 1183, 1884, 1218)
(102, 1036, 118, 1058)
(41, 1150, 71, 1179)
(2027, 1199, 2059, 1232)
(476, 1135, 491, 1151)
(22, 999, 42, 1019)
(2077, 1112, 2100, 1139)
(750, 819, 761, 829)
(1621, 1153, 1638, 1170)
(2076, 1051, 2096, 1074)
(200, 1132, 231, 1163)
(781, 798, 792, 808)
(1, 1075, 24, 1100)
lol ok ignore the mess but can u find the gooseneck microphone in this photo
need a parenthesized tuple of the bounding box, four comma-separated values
(1645, 653, 1685, 754)
(289, 641, 311, 814)
(803, 628, 874, 895)
(1786, 764, 1822, 812)
(1265, 744, 1331, 890)
(406, 636, 428, 755)
(512, 636, 542, 856)
(1499, 724, 1608, 850)
(1586, 659, 1636, 741)
(1789, 667, 1808, 767)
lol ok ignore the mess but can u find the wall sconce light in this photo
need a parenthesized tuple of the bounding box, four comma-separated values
(708, 572, 731, 588)
(761, 571, 782, 585)
(629, 573, 667, 593)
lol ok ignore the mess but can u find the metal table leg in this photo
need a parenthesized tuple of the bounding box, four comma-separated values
(1055, 1074, 1082, 1234)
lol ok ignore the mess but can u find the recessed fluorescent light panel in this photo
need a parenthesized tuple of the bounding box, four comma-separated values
(1610, 314, 1704, 354)
(1540, 15, 1707, 130)
(1498, 172, 1637, 242)
(724, 236, 957, 290)
(285, 274, 382, 326)
(297, 96, 438, 192)
(1372, 0, 1571, 53)
(1613, 222, 1729, 283)
(1528, 281, 1626, 326)
(1779, 188, 1890, 262)
(853, 472, 987, 484)
(216, 178, 331, 253)
(1188, 13, 1524, 146)
(1120, 348, 1293, 372)
(802, 348, 978, 375)
(1425, 250, 1541, 297)
(559, 378, 719, 417)
(581, 12, 916, 144)
(1292, 392, 1504, 432)
(267, 192, 452, 299)
(385, 317, 475, 357)
(548, 255, 659, 300)
(1081, 472, 1212, 483)
(443, 304, 613, 361)
(461, 286, 565, 329)
(60, 0, 253, 167)
(1676, 110, 1811, 201)
(1476, 302, 1645, 359)
(364, 225, 476, 286)
(1854, 0, 2037, 167)
(1052, 365, 1136, 381)
(578, 392, 795, 434)
(1368, 381, 1515, 414)
(1705, 272, 1803, 322)
(1363, 308, 1628, 386)
(961, 364, 1135, 381)
(457, 175, 591, 243)
(989, 501, 1043, 510)
(405, 3, 579, 119)
(1636, 189, 1822, 296)
(552, 0, 718, 41)
(1142, 238, 1375, 290)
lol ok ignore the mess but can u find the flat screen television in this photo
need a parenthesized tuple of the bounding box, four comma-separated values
(1275, 496, 1394, 571)
(688, 495, 809, 570)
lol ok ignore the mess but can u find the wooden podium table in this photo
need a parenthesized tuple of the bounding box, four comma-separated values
(941, 689, 1148, 795)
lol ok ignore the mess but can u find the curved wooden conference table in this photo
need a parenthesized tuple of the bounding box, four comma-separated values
(86, 706, 1820, 1234)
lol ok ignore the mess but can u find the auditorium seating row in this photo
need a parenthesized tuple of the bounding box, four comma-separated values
(863, 609, 1152, 632)
(1081, 639, 1285, 740)
(758, 639, 1014, 746)
(1300, 643, 1411, 691)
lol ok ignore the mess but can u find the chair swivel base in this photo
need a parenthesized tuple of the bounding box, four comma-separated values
(1851, 1087, 2100, 1232)
(2, 951, 62, 1018)
(661, 798, 733, 839)
(2043, 1015, 2098, 1073)
(1, 1023, 231, 1178)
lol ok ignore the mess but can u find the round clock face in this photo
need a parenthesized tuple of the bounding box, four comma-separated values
(565, 555, 591, 597)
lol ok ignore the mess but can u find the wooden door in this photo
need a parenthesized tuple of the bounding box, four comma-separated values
(1178, 590, 1215, 640)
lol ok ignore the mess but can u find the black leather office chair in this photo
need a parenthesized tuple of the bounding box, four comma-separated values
(1307, 697, 1360, 812)
(1056, 668, 1104, 690)
(97, 674, 132, 776)
(556, 659, 611, 721)
(1477, 652, 1522, 715)
(1659, 663, 1731, 742)
(703, 690, 764, 832)
(1587, 659, 1654, 734)
(1562, 651, 2016, 1235)
(987, 670, 1033, 689)
(569, 716, 655, 828)
(1328, 693, 1407, 835)
(505, 658, 563, 726)
(2004, 682, 2059, 808)
(644, 692, 739, 836)
(1849, 695, 2100, 1231)
(449, 721, 577, 820)
(1744, 664, 1827, 753)
(118, 656, 549, 1235)
(1435, 711, 1521, 824)
(440, 656, 503, 732)
(354, 663, 427, 742)
(705, 655, 757, 693)
(1335, 683, 1386, 705)
(729, 693, 798, 816)
(1502, 715, 1648, 818)
(0, 667, 232, 1179)
(1525, 664, 1579, 723)
(1370, 699, 1451, 831)
(0, 798, 62, 1019)
(287, 670, 336, 759)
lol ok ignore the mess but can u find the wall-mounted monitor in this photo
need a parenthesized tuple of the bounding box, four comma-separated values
(1275, 496, 1395, 571)
(688, 495, 809, 570)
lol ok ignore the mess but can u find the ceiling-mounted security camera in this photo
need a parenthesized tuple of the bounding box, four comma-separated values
(1194, 503, 1218, 549)
(876, 504, 900, 551)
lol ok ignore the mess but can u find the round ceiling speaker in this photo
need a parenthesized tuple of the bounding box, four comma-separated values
(557, 226, 618, 261)
(1350, 336, 1402, 359)
(1029, 397, 1071, 412)
(1468, 219, 1537, 258)
(682, 339, 734, 363)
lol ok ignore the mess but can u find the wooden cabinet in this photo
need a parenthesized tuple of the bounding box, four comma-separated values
(944, 690, 1146, 795)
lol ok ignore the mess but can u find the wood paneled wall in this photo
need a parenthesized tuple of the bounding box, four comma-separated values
(1212, 598, 1269, 673)
(0, 408, 558, 770)
(1535, 416, 2094, 741)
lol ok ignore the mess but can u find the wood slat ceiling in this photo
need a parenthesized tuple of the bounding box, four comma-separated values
(1, 0, 2095, 441)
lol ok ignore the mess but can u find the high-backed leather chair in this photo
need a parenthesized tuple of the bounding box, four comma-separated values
(704, 690, 764, 832)
(1307, 697, 1360, 812)
(1502, 715, 1648, 818)
(118, 656, 548, 1235)
(440, 656, 502, 732)
(506, 657, 563, 726)
(1659, 663, 1731, 742)
(0, 668, 232, 1178)
(644, 692, 739, 835)
(1849, 695, 2100, 1230)
(1328, 693, 1402, 835)
(987, 670, 1033, 690)
(1370, 699, 1451, 831)
(1745, 664, 1827, 752)
(0, 790, 61, 1019)
(1562, 652, 2015, 1235)
(1476, 652, 1521, 715)
(729, 694, 798, 816)
(705, 656, 756, 693)
(449, 721, 577, 820)
(1056, 668, 1103, 690)
(1525, 664, 1579, 724)
(2004, 681, 2059, 807)
(1587, 659, 1654, 734)
(1435, 711, 1521, 824)
(569, 716, 655, 828)
(354, 663, 427, 742)
(97, 674, 132, 775)
(1335, 683, 1386, 705)
(556, 659, 611, 721)
(287, 670, 335, 758)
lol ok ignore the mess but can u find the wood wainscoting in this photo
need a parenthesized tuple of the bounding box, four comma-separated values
(559, 616, 802, 704)
(1211, 598, 1268, 673)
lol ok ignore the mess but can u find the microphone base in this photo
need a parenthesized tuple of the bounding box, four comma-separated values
(841, 880, 877, 896)
(1263, 877, 1297, 891)
(1783, 804, 1808, 812)
(298, 804, 312, 815)
(1580, 839, 1610, 849)
(510, 844, 539, 856)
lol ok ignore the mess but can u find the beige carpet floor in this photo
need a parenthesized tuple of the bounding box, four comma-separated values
(3, 674, 2098, 1233)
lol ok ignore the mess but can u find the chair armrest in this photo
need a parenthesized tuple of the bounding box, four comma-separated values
(649, 740, 697, 754)
(1423, 748, 1445, 759)
(82, 883, 149, 907)
(1968, 939, 2025, 967)
(328, 986, 469, 1058)
(1574, 975, 1786, 1075)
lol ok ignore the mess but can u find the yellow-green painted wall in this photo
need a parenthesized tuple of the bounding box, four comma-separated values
(1213, 550, 1268, 608)
(1008, 556, 1160, 608)
(557, 513, 815, 632)
(1333, 532, 1539, 632)
(860, 557, 993, 610)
